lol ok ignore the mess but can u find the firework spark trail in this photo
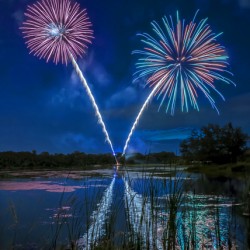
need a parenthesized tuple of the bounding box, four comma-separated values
(122, 82, 160, 156)
(71, 54, 118, 164)
(21, 0, 118, 163)
(122, 11, 234, 155)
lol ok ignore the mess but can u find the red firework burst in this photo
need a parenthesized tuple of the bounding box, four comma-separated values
(21, 0, 93, 64)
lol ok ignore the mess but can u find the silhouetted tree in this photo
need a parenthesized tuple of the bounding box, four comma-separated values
(180, 123, 248, 164)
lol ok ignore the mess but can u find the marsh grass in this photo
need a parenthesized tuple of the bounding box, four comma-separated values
(121, 167, 241, 249)
(7, 200, 19, 248)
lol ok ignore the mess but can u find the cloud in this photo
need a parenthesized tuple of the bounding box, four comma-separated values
(124, 128, 193, 155)
(12, 9, 25, 26)
(106, 85, 145, 109)
(56, 132, 99, 153)
(137, 128, 193, 142)
(49, 72, 96, 109)
(219, 92, 250, 133)
(239, 0, 250, 8)
(90, 63, 113, 87)
(106, 85, 148, 109)
(126, 137, 148, 155)
(50, 86, 84, 108)
(70, 70, 80, 85)
(74, 52, 113, 88)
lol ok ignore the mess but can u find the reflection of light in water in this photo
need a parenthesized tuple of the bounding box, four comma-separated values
(124, 178, 163, 249)
(124, 178, 239, 249)
(78, 177, 115, 249)
(157, 193, 239, 249)
(177, 194, 239, 249)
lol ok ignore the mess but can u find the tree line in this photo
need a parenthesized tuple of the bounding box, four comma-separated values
(0, 151, 177, 170)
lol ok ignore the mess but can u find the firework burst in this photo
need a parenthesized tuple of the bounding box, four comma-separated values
(123, 11, 234, 155)
(134, 11, 234, 114)
(21, 0, 118, 163)
(21, 0, 93, 64)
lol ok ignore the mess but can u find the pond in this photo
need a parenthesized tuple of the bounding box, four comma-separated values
(0, 166, 249, 249)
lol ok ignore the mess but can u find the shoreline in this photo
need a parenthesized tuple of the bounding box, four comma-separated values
(0, 162, 249, 179)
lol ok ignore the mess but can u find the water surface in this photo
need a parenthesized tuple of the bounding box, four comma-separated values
(0, 166, 249, 249)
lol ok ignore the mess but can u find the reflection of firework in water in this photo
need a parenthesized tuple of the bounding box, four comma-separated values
(124, 177, 240, 249)
(123, 11, 234, 155)
(78, 178, 115, 249)
(21, 0, 93, 65)
(21, 0, 117, 163)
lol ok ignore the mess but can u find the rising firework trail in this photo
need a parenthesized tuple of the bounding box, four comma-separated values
(122, 11, 234, 156)
(21, 0, 118, 163)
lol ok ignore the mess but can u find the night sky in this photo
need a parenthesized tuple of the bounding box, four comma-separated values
(0, 0, 250, 155)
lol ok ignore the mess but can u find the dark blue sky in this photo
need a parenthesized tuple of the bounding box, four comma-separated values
(0, 0, 250, 155)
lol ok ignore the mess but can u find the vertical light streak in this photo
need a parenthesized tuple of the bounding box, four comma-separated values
(124, 178, 162, 249)
(122, 83, 160, 156)
(70, 54, 118, 164)
(78, 177, 115, 249)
